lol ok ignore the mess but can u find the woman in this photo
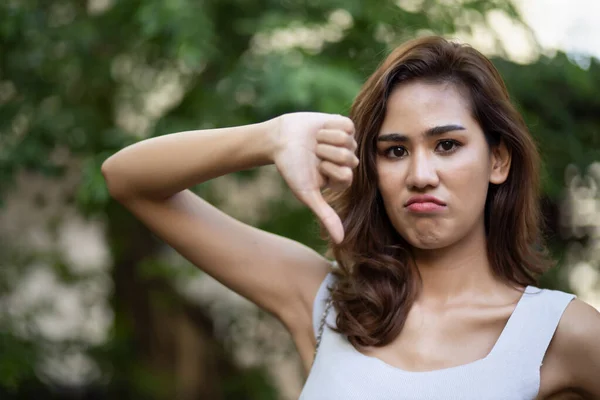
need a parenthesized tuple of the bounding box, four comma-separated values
(102, 36, 600, 398)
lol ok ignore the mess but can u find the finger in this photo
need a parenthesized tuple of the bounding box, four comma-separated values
(299, 189, 345, 244)
(323, 115, 355, 135)
(316, 129, 357, 151)
(316, 144, 359, 168)
(318, 161, 353, 190)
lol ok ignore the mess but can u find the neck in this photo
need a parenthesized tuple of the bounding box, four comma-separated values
(411, 223, 504, 305)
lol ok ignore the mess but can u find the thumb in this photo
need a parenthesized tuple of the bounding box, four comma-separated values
(300, 189, 344, 244)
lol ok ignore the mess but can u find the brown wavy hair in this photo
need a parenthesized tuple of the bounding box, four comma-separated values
(322, 36, 551, 348)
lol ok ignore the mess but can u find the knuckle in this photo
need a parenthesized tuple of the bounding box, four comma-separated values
(346, 121, 356, 134)
(339, 116, 354, 132)
(335, 131, 348, 145)
(326, 115, 354, 134)
(346, 135, 355, 148)
(317, 130, 331, 143)
(345, 151, 355, 164)
(339, 167, 353, 182)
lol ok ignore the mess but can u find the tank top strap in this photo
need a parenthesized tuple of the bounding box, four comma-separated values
(312, 270, 336, 338)
(490, 285, 575, 368)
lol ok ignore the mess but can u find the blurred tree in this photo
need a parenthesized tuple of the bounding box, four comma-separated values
(496, 55, 600, 290)
(0, 0, 597, 398)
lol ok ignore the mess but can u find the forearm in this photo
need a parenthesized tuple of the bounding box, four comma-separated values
(101, 119, 279, 199)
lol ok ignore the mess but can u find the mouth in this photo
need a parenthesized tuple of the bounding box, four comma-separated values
(404, 195, 447, 213)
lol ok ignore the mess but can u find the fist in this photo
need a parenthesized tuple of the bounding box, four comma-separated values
(271, 112, 358, 243)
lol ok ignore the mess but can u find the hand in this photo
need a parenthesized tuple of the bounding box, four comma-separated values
(271, 112, 358, 244)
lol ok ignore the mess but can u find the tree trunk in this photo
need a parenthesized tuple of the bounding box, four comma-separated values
(105, 199, 239, 399)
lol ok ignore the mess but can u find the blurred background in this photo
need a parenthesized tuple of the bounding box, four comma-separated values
(1, 0, 599, 399)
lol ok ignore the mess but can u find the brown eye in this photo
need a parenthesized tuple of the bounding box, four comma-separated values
(386, 146, 407, 158)
(436, 140, 459, 153)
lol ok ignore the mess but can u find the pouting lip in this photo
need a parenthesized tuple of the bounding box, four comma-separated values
(405, 195, 446, 207)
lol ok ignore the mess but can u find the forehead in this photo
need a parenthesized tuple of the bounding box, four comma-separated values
(380, 81, 474, 133)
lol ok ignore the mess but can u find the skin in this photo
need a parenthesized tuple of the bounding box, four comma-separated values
(366, 80, 600, 398)
(376, 81, 511, 303)
(102, 78, 599, 397)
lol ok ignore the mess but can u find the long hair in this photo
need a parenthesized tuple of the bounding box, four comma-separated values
(322, 36, 551, 348)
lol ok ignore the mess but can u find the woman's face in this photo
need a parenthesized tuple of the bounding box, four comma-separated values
(375, 80, 508, 250)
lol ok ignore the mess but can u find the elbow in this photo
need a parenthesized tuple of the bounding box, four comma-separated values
(101, 156, 131, 201)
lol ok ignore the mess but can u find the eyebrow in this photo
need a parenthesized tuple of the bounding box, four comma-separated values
(377, 124, 466, 143)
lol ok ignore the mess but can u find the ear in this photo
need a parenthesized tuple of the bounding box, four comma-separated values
(489, 139, 511, 185)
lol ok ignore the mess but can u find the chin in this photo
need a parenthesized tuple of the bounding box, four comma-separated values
(409, 238, 446, 250)
(401, 229, 455, 250)
(394, 218, 448, 249)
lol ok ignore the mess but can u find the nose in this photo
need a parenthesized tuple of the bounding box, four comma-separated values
(405, 149, 440, 190)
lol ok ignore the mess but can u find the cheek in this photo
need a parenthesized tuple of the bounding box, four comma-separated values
(376, 163, 405, 201)
(451, 161, 487, 183)
(450, 142, 490, 170)
(443, 153, 492, 206)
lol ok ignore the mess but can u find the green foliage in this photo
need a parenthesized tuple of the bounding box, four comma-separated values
(496, 55, 600, 198)
(0, 333, 38, 391)
(76, 153, 115, 216)
(222, 366, 280, 400)
(1, 0, 598, 398)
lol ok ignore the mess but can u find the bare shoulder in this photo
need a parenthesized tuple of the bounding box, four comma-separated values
(554, 298, 600, 349)
(551, 298, 600, 397)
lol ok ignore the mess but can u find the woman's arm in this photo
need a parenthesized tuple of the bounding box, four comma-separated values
(553, 299, 600, 398)
(102, 121, 277, 200)
(101, 113, 357, 365)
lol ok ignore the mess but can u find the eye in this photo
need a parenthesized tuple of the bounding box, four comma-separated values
(436, 140, 460, 153)
(385, 146, 408, 159)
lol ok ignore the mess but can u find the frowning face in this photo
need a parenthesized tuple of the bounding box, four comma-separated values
(375, 80, 508, 250)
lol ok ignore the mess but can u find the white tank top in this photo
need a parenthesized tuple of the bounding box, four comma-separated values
(300, 272, 575, 400)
